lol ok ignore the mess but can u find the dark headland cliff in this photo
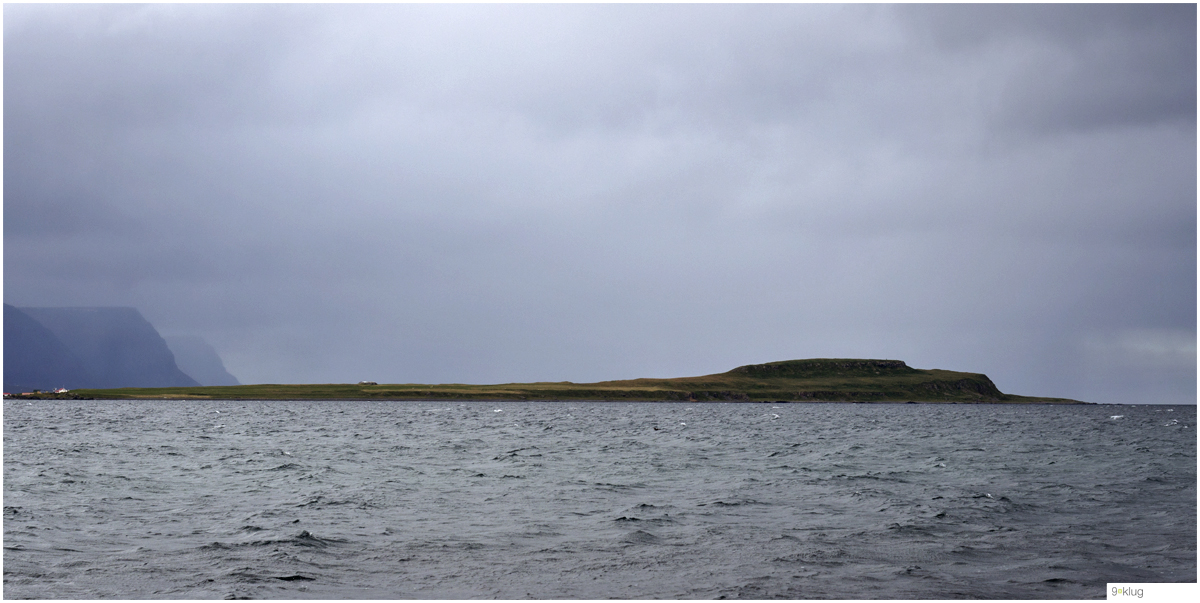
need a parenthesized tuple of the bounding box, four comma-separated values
(4, 305, 240, 393)
(30, 358, 1090, 403)
(4, 305, 199, 392)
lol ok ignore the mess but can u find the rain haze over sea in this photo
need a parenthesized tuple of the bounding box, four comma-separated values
(4, 400, 1195, 599)
(3, 3, 1195, 405)
(4, 4, 1196, 599)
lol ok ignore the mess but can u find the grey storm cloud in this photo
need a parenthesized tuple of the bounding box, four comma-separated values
(4, 3, 1195, 404)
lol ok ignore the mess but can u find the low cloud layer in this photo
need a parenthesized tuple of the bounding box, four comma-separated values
(5, 4, 1195, 403)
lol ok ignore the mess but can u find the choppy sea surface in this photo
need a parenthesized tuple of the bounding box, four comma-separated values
(3, 400, 1195, 599)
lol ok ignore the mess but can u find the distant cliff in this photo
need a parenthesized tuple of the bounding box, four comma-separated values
(164, 335, 240, 386)
(4, 304, 97, 392)
(6, 306, 199, 391)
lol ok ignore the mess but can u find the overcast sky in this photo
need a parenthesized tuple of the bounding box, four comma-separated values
(4, 3, 1195, 404)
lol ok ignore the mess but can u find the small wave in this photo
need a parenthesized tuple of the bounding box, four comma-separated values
(620, 529, 660, 544)
(217, 530, 347, 551)
(887, 522, 933, 534)
(272, 530, 344, 549)
(591, 482, 643, 491)
(297, 495, 377, 509)
(699, 499, 766, 507)
(225, 568, 272, 584)
(1038, 483, 1077, 491)
(1042, 577, 1082, 585)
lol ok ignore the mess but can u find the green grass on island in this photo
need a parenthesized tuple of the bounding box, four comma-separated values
(44, 359, 1089, 403)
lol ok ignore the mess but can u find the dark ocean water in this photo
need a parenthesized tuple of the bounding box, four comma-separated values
(3, 400, 1195, 599)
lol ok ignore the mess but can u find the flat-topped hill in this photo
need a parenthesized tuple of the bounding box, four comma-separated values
(727, 358, 919, 378)
(588, 358, 1017, 402)
(30, 358, 1088, 403)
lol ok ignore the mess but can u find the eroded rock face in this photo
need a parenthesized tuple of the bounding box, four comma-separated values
(685, 391, 752, 401)
(918, 378, 1003, 400)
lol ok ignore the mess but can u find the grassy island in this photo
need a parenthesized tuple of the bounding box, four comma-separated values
(28, 359, 1088, 403)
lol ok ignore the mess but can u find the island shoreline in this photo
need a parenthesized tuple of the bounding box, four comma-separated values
(6, 358, 1092, 404)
